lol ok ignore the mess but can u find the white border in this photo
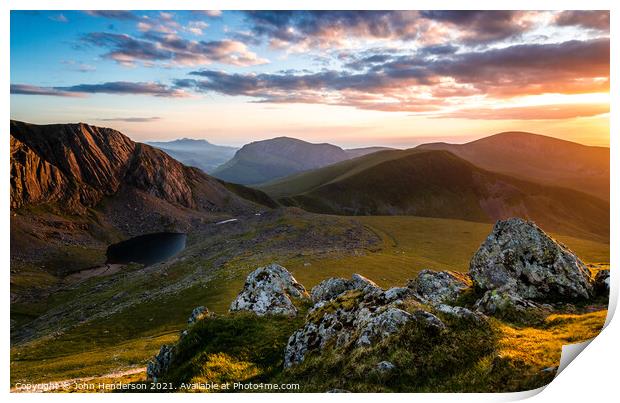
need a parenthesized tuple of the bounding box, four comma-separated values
(3, 1, 617, 402)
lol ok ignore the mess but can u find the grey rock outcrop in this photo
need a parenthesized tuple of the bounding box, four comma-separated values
(284, 283, 444, 367)
(384, 286, 413, 302)
(435, 304, 486, 322)
(187, 306, 209, 325)
(230, 264, 309, 316)
(310, 273, 380, 304)
(407, 269, 469, 305)
(357, 308, 414, 346)
(593, 270, 610, 296)
(470, 218, 592, 301)
(146, 344, 174, 381)
(474, 289, 540, 316)
(376, 361, 396, 373)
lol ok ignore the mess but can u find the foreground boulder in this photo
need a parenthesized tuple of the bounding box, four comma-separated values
(284, 283, 444, 367)
(474, 289, 540, 317)
(230, 264, 309, 316)
(187, 306, 210, 325)
(593, 270, 610, 296)
(470, 218, 592, 301)
(147, 345, 174, 381)
(310, 273, 380, 303)
(407, 269, 470, 305)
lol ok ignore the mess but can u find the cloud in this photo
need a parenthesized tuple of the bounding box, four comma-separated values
(554, 11, 610, 31)
(186, 21, 209, 36)
(192, 10, 222, 18)
(83, 10, 138, 20)
(179, 38, 608, 112)
(82, 32, 268, 67)
(419, 11, 535, 44)
(11, 84, 83, 97)
(443, 103, 610, 120)
(49, 13, 68, 23)
(11, 82, 186, 97)
(100, 116, 161, 122)
(61, 60, 96, 72)
(243, 11, 421, 49)
(242, 10, 540, 49)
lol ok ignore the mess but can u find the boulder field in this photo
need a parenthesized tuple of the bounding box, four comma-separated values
(147, 218, 609, 381)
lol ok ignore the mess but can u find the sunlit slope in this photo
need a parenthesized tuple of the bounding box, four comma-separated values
(10, 214, 609, 386)
(258, 148, 426, 198)
(262, 150, 609, 240)
(417, 131, 609, 201)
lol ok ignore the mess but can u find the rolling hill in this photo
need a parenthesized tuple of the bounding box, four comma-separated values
(146, 138, 237, 173)
(261, 148, 609, 239)
(211, 136, 394, 185)
(416, 131, 609, 200)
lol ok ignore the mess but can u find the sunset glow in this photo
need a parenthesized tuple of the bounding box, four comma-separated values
(10, 10, 610, 147)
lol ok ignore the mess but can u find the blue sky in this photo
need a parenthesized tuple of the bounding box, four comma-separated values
(10, 10, 610, 147)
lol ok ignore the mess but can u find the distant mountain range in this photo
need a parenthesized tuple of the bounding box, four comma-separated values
(210, 136, 393, 185)
(417, 131, 609, 201)
(10, 122, 610, 250)
(146, 138, 237, 173)
(259, 136, 609, 239)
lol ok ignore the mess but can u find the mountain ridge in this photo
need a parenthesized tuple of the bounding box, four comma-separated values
(265, 148, 609, 239)
(211, 137, 396, 185)
(416, 131, 609, 200)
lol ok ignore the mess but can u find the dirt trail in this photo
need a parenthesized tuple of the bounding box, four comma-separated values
(11, 367, 145, 393)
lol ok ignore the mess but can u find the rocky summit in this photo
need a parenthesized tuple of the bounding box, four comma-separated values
(469, 218, 593, 301)
(229, 263, 309, 316)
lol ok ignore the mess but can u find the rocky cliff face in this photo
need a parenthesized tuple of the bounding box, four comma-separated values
(10, 121, 135, 210)
(10, 120, 266, 214)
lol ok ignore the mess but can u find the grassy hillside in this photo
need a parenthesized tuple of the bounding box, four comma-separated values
(263, 150, 609, 240)
(417, 131, 609, 200)
(258, 148, 424, 197)
(10, 213, 609, 386)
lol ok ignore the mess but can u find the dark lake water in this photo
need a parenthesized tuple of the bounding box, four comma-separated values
(106, 232, 187, 266)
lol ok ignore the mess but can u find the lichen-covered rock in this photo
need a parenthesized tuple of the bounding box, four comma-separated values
(284, 285, 444, 367)
(384, 286, 412, 302)
(474, 289, 540, 316)
(376, 361, 396, 373)
(435, 304, 486, 322)
(187, 306, 209, 325)
(311, 278, 355, 303)
(593, 270, 610, 296)
(351, 273, 380, 292)
(310, 273, 381, 304)
(407, 269, 469, 305)
(470, 218, 592, 300)
(146, 344, 174, 381)
(230, 264, 309, 316)
(357, 308, 413, 346)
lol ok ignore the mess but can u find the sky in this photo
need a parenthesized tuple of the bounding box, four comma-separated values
(10, 10, 610, 148)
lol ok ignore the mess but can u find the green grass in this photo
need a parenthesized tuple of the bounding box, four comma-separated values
(10, 214, 609, 388)
(161, 310, 309, 388)
(284, 216, 609, 290)
(149, 299, 607, 392)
